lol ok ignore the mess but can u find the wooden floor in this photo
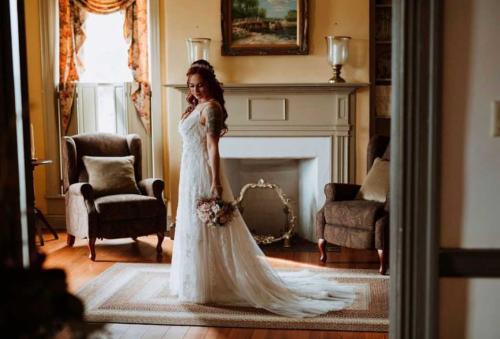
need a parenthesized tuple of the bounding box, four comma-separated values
(40, 230, 388, 339)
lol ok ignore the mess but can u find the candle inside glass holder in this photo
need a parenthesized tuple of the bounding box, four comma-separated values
(325, 36, 351, 83)
(186, 38, 211, 65)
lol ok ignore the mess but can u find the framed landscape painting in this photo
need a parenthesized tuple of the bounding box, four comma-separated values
(221, 0, 309, 56)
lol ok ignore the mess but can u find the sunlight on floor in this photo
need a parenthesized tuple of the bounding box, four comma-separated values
(265, 256, 331, 269)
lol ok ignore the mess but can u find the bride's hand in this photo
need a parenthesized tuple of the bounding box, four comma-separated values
(211, 183, 223, 198)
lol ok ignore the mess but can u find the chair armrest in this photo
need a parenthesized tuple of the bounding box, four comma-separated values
(324, 183, 361, 201)
(375, 213, 390, 250)
(68, 183, 94, 201)
(138, 178, 164, 200)
(67, 183, 96, 216)
(384, 192, 390, 212)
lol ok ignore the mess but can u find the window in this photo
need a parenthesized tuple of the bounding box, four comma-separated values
(79, 11, 132, 83)
(77, 11, 132, 134)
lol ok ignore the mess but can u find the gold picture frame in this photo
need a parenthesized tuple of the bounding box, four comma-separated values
(221, 0, 309, 56)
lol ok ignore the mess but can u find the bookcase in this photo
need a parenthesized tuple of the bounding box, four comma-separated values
(370, 0, 392, 137)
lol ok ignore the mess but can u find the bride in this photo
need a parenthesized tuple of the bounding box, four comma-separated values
(170, 60, 355, 318)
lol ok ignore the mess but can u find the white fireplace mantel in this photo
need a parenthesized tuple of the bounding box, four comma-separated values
(165, 82, 367, 184)
(165, 82, 367, 240)
(166, 82, 368, 93)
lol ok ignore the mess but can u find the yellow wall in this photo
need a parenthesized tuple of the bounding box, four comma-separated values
(162, 0, 371, 216)
(24, 0, 370, 219)
(24, 0, 47, 213)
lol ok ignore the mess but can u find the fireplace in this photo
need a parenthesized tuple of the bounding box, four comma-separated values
(167, 82, 367, 241)
(220, 137, 331, 241)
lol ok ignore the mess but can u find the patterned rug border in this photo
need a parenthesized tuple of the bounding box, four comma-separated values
(77, 263, 389, 332)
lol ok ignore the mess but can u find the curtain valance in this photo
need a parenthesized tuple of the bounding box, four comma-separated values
(74, 0, 136, 14)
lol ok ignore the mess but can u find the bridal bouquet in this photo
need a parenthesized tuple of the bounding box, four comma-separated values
(196, 197, 236, 228)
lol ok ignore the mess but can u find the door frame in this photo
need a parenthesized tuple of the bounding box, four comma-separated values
(1, 0, 36, 267)
(390, 0, 441, 338)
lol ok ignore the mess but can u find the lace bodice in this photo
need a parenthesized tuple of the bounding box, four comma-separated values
(178, 102, 209, 152)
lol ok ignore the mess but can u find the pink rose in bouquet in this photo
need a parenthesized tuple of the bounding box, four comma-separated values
(196, 197, 236, 228)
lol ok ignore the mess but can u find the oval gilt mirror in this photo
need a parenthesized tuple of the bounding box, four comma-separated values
(235, 178, 296, 247)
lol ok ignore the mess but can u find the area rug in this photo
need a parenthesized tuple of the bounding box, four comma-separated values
(77, 263, 388, 332)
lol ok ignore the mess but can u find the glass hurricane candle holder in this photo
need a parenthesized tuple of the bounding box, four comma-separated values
(186, 38, 211, 65)
(325, 36, 351, 83)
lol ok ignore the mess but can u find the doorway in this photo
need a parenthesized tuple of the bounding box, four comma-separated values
(5, 0, 442, 338)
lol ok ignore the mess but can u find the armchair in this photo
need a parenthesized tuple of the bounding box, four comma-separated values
(63, 133, 166, 261)
(316, 135, 390, 274)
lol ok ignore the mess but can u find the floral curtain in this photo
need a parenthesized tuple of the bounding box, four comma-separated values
(59, 0, 87, 134)
(123, 0, 151, 133)
(59, 0, 151, 134)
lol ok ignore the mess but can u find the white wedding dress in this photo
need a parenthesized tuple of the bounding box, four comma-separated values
(170, 101, 355, 318)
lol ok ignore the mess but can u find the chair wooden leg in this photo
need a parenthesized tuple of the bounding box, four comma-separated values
(88, 237, 96, 261)
(156, 231, 164, 262)
(67, 234, 75, 247)
(318, 238, 327, 263)
(168, 223, 176, 240)
(378, 249, 387, 275)
(35, 220, 44, 246)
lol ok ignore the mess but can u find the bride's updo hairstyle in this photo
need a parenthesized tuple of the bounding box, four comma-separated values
(185, 60, 228, 136)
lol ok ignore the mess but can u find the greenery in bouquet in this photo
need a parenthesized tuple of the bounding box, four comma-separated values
(196, 197, 236, 228)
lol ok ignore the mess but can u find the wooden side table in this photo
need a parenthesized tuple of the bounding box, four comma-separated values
(32, 159, 59, 245)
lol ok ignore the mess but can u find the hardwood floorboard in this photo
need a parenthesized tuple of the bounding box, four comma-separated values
(39, 230, 386, 339)
(227, 327, 255, 339)
(250, 328, 269, 339)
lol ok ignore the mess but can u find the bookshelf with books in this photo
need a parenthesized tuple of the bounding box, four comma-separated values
(370, 0, 392, 137)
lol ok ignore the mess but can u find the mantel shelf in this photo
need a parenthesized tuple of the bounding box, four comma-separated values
(164, 82, 369, 93)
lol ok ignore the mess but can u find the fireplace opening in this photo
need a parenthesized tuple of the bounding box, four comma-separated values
(223, 159, 300, 238)
(220, 136, 332, 242)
